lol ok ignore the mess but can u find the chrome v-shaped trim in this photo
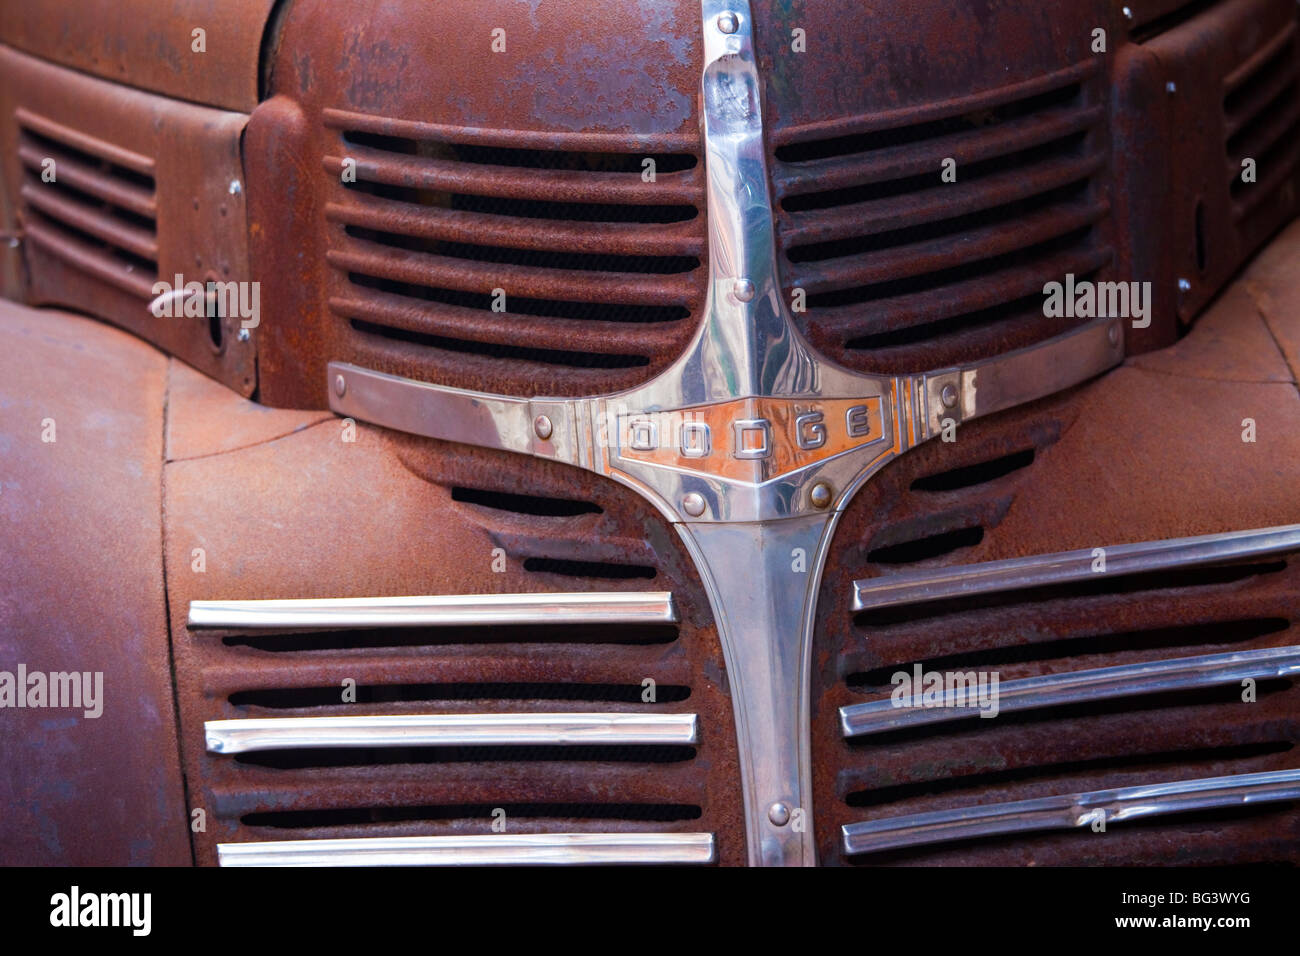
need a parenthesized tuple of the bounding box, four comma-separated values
(327, 1, 1123, 865)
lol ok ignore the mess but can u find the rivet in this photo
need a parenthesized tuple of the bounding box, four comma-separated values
(228, 179, 242, 196)
(941, 383, 958, 408)
(1122, 6, 1134, 21)
(1177, 277, 1192, 293)
(768, 802, 791, 826)
(333, 374, 346, 398)
(717, 11, 740, 34)
(1166, 81, 1177, 94)
(534, 415, 553, 440)
(682, 492, 706, 517)
(733, 278, 755, 302)
(237, 327, 251, 343)
(810, 482, 832, 509)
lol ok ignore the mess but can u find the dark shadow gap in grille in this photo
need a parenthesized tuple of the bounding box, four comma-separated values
(221, 623, 679, 651)
(909, 449, 1036, 492)
(787, 180, 1092, 264)
(780, 133, 1088, 213)
(843, 287, 1082, 352)
(21, 170, 155, 233)
(1131, 0, 1224, 44)
(450, 485, 602, 516)
(522, 557, 658, 580)
(229, 682, 692, 708)
(350, 318, 651, 369)
(242, 802, 704, 828)
(345, 179, 700, 224)
(775, 83, 1083, 163)
(856, 560, 1288, 627)
(1224, 36, 1298, 119)
(342, 131, 698, 173)
(1230, 117, 1300, 201)
(343, 225, 700, 275)
(234, 744, 697, 768)
(843, 740, 1294, 807)
(24, 208, 158, 277)
(806, 226, 1096, 309)
(845, 679, 1294, 746)
(865, 526, 985, 565)
(1226, 79, 1300, 158)
(846, 617, 1292, 688)
(18, 127, 156, 192)
(348, 272, 689, 324)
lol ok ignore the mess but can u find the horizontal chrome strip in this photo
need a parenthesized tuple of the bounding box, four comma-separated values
(842, 768, 1300, 855)
(188, 591, 677, 630)
(205, 712, 698, 754)
(852, 524, 1300, 611)
(218, 832, 716, 867)
(840, 645, 1300, 737)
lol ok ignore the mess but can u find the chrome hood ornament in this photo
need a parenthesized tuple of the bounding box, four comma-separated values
(328, 0, 1124, 865)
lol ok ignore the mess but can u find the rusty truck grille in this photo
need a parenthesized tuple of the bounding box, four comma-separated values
(811, 401, 1300, 865)
(16, 109, 158, 305)
(321, 110, 707, 397)
(176, 439, 742, 866)
(1225, 21, 1300, 233)
(771, 61, 1113, 374)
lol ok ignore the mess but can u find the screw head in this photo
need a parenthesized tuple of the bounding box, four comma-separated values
(333, 374, 346, 398)
(1122, 6, 1134, 21)
(533, 415, 553, 440)
(941, 383, 958, 408)
(1165, 81, 1177, 94)
(768, 802, 791, 826)
(228, 179, 242, 196)
(717, 11, 740, 34)
(810, 482, 832, 509)
(682, 492, 706, 517)
(733, 278, 755, 302)
(237, 327, 251, 343)
(1177, 277, 1192, 293)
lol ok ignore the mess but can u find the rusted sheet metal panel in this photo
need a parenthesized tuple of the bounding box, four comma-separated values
(0, 301, 190, 865)
(163, 410, 745, 865)
(0, 0, 277, 113)
(0, 45, 257, 396)
(249, 0, 707, 408)
(811, 225, 1300, 865)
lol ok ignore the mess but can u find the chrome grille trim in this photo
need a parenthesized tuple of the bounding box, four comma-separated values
(205, 712, 698, 754)
(188, 591, 677, 630)
(840, 645, 1300, 737)
(841, 769, 1300, 856)
(852, 524, 1300, 611)
(218, 832, 717, 867)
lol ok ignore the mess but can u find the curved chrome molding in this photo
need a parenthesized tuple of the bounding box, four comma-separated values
(842, 769, 1300, 855)
(205, 712, 698, 754)
(218, 832, 717, 867)
(841, 645, 1300, 737)
(188, 591, 677, 630)
(853, 524, 1300, 612)
(320, 1, 1126, 866)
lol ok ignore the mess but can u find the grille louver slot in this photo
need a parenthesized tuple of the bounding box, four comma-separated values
(770, 62, 1113, 374)
(16, 108, 158, 301)
(321, 109, 706, 396)
(1224, 21, 1300, 223)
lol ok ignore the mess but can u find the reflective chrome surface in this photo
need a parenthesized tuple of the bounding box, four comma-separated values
(188, 591, 677, 630)
(841, 645, 1300, 737)
(205, 712, 698, 754)
(842, 769, 1300, 855)
(218, 832, 717, 867)
(852, 524, 1300, 611)
(320, 0, 1128, 866)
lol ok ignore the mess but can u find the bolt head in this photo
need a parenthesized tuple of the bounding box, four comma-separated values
(228, 179, 242, 196)
(682, 492, 706, 517)
(533, 415, 553, 440)
(768, 802, 791, 826)
(1165, 81, 1177, 94)
(333, 374, 346, 398)
(941, 383, 958, 408)
(733, 278, 755, 302)
(717, 11, 740, 34)
(810, 482, 832, 509)
(1122, 6, 1134, 21)
(1177, 277, 1192, 293)
(237, 327, 251, 343)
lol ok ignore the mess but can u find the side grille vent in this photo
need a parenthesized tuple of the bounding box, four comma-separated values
(16, 109, 158, 302)
(770, 62, 1113, 374)
(321, 109, 707, 396)
(1224, 21, 1300, 225)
